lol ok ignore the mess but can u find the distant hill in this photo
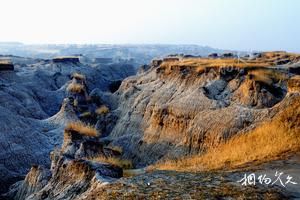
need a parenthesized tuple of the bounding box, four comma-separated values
(0, 43, 225, 66)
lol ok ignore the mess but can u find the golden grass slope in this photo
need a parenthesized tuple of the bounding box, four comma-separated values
(153, 96, 300, 172)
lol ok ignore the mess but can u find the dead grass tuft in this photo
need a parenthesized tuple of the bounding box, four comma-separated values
(95, 105, 110, 115)
(67, 82, 85, 93)
(91, 156, 132, 169)
(65, 122, 98, 137)
(106, 145, 123, 154)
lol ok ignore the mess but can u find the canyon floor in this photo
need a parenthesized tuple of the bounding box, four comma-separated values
(1, 51, 300, 199)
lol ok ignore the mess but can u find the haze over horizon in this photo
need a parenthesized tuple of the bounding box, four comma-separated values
(1, 0, 299, 52)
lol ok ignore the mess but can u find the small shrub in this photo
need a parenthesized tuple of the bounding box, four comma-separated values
(95, 105, 109, 115)
(65, 122, 98, 137)
(67, 83, 85, 93)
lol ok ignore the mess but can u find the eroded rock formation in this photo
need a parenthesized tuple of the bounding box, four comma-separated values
(2, 51, 300, 199)
(0, 56, 135, 195)
(108, 52, 300, 166)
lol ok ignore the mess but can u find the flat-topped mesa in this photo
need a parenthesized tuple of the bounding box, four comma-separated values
(52, 56, 80, 64)
(221, 52, 236, 58)
(154, 51, 300, 78)
(0, 60, 14, 71)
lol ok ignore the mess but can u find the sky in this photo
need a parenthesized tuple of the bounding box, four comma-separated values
(0, 0, 299, 52)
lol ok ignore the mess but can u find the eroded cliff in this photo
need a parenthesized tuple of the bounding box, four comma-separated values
(109, 52, 300, 166)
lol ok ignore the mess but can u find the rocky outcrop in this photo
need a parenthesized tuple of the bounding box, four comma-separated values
(8, 156, 122, 200)
(151, 59, 162, 67)
(46, 98, 79, 126)
(5, 116, 123, 200)
(5, 166, 51, 200)
(61, 129, 105, 159)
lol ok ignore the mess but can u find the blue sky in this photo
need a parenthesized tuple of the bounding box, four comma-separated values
(0, 0, 299, 52)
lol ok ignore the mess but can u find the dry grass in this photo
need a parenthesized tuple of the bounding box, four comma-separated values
(79, 111, 92, 118)
(65, 122, 98, 137)
(262, 51, 300, 61)
(249, 69, 288, 85)
(288, 75, 300, 92)
(67, 82, 85, 93)
(106, 145, 123, 154)
(91, 156, 133, 169)
(162, 58, 272, 69)
(160, 52, 300, 71)
(123, 168, 146, 177)
(95, 105, 110, 115)
(153, 98, 300, 172)
(72, 72, 86, 80)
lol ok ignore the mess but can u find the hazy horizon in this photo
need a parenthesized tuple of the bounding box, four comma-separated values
(1, 0, 299, 52)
